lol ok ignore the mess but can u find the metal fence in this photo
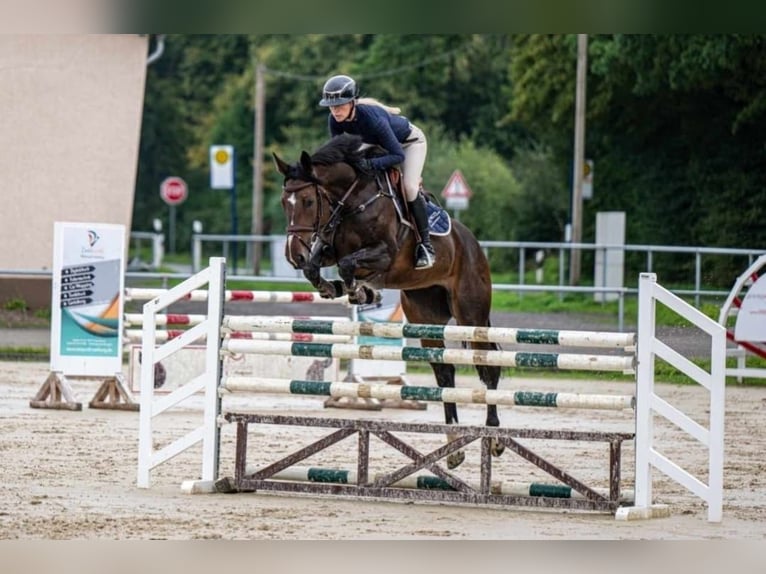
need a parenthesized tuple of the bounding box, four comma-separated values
(2, 231, 763, 332)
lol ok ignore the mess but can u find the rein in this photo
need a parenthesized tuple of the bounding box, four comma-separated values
(321, 177, 361, 234)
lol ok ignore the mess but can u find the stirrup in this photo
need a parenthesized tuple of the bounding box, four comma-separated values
(414, 243, 435, 270)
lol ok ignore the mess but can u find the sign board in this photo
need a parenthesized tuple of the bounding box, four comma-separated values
(735, 273, 766, 342)
(160, 176, 188, 206)
(593, 211, 625, 303)
(210, 145, 234, 189)
(50, 222, 125, 376)
(441, 169, 473, 210)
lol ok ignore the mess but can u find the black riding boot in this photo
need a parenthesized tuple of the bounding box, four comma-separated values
(408, 196, 436, 270)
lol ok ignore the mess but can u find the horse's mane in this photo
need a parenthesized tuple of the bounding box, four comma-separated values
(311, 133, 365, 166)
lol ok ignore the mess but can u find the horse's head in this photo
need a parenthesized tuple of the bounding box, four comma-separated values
(273, 150, 321, 269)
(273, 134, 375, 270)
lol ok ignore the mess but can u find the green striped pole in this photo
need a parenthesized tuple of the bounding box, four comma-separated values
(221, 377, 635, 410)
(252, 465, 634, 502)
(221, 339, 636, 373)
(223, 316, 636, 349)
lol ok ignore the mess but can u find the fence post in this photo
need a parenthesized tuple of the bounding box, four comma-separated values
(634, 272, 657, 513)
(201, 257, 226, 483)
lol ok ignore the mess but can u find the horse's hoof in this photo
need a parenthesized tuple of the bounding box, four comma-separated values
(364, 286, 382, 305)
(347, 286, 367, 305)
(319, 280, 345, 299)
(330, 280, 345, 298)
(447, 451, 465, 469)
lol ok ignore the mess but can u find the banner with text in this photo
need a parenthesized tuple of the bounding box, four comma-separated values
(50, 222, 125, 376)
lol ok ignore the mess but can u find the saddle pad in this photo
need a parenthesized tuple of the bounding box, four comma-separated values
(426, 199, 451, 236)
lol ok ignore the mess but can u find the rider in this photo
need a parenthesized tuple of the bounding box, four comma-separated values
(318, 74, 435, 270)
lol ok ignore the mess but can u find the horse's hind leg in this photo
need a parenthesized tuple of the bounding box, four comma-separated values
(451, 278, 505, 458)
(429, 355, 465, 469)
(400, 287, 465, 469)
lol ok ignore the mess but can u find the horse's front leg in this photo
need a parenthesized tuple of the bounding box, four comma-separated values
(337, 243, 392, 304)
(303, 264, 344, 300)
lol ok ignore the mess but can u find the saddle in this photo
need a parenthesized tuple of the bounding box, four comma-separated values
(377, 169, 451, 237)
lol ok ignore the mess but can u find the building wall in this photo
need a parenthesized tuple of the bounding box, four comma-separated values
(0, 34, 148, 273)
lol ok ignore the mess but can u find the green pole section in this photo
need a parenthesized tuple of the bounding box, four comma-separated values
(514, 329, 561, 345)
(289, 381, 332, 396)
(292, 320, 335, 334)
(513, 391, 558, 407)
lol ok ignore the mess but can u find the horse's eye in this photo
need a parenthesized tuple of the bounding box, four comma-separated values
(303, 197, 314, 208)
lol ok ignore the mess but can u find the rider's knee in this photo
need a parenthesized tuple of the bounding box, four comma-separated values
(402, 181, 419, 202)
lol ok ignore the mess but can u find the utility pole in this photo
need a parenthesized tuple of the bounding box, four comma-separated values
(251, 60, 266, 275)
(570, 33, 588, 286)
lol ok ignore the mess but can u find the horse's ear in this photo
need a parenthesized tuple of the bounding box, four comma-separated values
(300, 151, 313, 175)
(272, 152, 290, 176)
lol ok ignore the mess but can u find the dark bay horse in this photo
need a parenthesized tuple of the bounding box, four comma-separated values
(272, 134, 503, 467)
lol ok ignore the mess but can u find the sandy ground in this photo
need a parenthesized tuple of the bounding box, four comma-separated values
(1, 360, 764, 540)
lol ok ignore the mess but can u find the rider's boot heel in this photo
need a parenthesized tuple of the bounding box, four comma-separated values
(408, 196, 435, 270)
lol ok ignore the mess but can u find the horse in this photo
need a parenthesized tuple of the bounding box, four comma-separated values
(272, 133, 503, 468)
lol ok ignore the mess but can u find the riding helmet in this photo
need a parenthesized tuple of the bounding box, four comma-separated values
(319, 75, 358, 107)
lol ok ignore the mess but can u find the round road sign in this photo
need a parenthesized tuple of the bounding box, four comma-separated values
(160, 176, 188, 206)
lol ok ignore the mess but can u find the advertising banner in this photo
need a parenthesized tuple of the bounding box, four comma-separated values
(735, 273, 766, 342)
(50, 222, 125, 376)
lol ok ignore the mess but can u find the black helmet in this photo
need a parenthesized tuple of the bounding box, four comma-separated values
(319, 74, 358, 107)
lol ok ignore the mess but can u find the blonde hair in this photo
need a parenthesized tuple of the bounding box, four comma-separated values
(357, 97, 401, 115)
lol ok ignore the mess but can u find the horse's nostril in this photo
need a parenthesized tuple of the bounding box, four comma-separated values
(293, 254, 305, 268)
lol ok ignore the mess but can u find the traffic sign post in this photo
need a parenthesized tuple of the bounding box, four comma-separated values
(209, 144, 239, 273)
(441, 169, 473, 220)
(160, 176, 188, 253)
(210, 145, 234, 190)
(160, 176, 188, 206)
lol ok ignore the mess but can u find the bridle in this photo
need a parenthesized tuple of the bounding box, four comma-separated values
(283, 180, 323, 258)
(282, 171, 388, 266)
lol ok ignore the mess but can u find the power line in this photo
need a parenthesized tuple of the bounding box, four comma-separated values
(262, 43, 471, 82)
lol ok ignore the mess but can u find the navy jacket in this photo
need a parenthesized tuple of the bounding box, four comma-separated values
(328, 104, 412, 171)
